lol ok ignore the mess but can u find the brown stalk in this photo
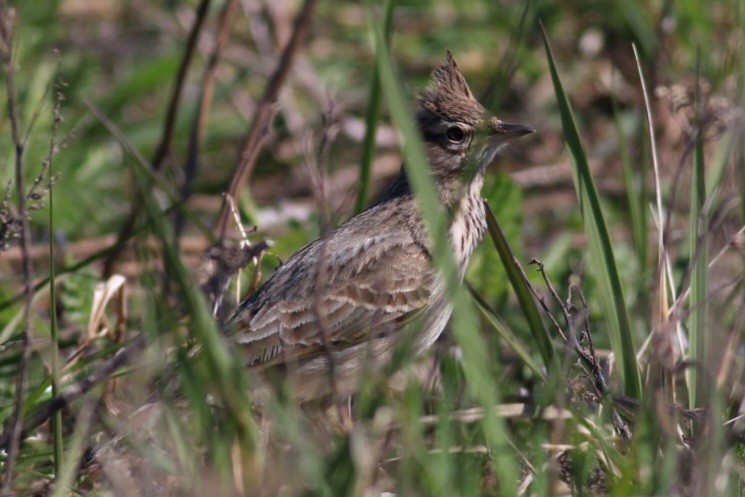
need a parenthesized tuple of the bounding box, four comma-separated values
(103, 0, 213, 276)
(0, 4, 36, 489)
(216, 0, 319, 241)
(174, 0, 239, 241)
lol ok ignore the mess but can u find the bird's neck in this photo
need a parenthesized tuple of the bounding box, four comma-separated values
(375, 168, 412, 204)
(377, 167, 486, 273)
(376, 167, 483, 209)
(447, 175, 487, 273)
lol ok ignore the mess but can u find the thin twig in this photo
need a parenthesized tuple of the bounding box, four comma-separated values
(531, 261, 599, 391)
(103, 0, 213, 276)
(572, 285, 609, 395)
(530, 258, 575, 346)
(216, 0, 319, 240)
(519, 261, 566, 343)
(530, 258, 631, 440)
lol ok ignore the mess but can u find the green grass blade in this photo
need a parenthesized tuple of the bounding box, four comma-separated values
(688, 53, 708, 409)
(355, 0, 394, 213)
(540, 26, 641, 400)
(611, 89, 648, 284)
(466, 282, 547, 382)
(370, 10, 517, 496)
(483, 203, 554, 369)
(47, 72, 63, 478)
(48, 156, 62, 479)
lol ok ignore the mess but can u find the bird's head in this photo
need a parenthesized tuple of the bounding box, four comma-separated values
(416, 51, 534, 205)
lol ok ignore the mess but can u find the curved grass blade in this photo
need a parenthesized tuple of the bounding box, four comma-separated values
(540, 26, 642, 400)
(483, 203, 554, 370)
(369, 10, 518, 496)
(466, 282, 547, 382)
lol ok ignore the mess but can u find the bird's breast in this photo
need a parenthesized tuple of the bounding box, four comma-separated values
(449, 188, 487, 275)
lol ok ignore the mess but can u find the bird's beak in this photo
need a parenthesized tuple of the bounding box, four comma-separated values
(474, 118, 535, 173)
(489, 119, 535, 145)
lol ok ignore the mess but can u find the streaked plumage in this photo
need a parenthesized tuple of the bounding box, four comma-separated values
(230, 52, 533, 400)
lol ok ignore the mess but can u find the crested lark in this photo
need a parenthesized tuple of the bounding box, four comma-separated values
(231, 52, 533, 401)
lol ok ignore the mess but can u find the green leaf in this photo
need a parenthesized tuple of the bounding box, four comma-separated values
(483, 203, 555, 370)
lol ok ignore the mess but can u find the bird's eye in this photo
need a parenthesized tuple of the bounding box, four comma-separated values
(445, 126, 466, 143)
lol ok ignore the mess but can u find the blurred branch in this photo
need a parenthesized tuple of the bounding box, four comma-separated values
(175, 0, 239, 241)
(216, 0, 319, 241)
(0, 3, 36, 490)
(103, 0, 213, 277)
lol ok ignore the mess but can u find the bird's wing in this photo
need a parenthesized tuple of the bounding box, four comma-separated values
(230, 233, 434, 368)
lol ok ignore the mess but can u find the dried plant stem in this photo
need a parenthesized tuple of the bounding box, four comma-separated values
(529, 259, 631, 440)
(175, 0, 239, 241)
(0, 4, 35, 490)
(216, 0, 319, 240)
(308, 103, 344, 414)
(633, 44, 664, 262)
(530, 259, 575, 346)
(48, 64, 65, 478)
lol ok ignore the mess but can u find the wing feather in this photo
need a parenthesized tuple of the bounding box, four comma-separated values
(230, 223, 433, 368)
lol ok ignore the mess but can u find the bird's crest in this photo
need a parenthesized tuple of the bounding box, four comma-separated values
(417, 51, 485, 126)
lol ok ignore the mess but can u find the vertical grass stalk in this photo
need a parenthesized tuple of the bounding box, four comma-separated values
(612, 84, 648, 286)
(688, 51, 708, 409)
(355, 0, 394, 213)
(48, 66, 65, 478)
(369, 9, 518, 495)
(48, 140, 63, 477)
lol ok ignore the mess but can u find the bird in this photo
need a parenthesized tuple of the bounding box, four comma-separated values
(229, 52, 534, 401)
